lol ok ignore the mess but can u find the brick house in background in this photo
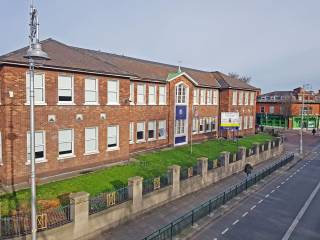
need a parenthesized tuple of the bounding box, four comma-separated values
(256, 87, 320, 129)
(0, 39, 258, 187)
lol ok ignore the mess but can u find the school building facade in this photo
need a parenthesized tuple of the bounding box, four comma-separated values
(0, 39, 258, 186)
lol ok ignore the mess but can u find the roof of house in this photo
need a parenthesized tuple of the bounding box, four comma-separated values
(0, 38, 258, 90)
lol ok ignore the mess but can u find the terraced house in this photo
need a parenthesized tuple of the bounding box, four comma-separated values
(256, 87, 320, 129)
(0, 39, 258, 186)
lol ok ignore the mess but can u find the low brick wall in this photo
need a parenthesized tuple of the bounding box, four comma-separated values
(14, 137, 284, 240)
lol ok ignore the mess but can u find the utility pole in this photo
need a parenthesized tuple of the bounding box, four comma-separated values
(300, 84, 311, 158)
(23, 1, 49, 239)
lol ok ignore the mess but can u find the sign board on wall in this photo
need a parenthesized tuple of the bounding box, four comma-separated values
(220, 112, 240, 129)
(176, 106, 187, 120)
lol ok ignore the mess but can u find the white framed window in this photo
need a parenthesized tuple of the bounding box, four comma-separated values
(213, 90, 219, 105)
(0, 132, 2, 164)
(244, 116, 248, 129)
(158, 120, 167, 139)
(176, 84, 186, 104)
(137, 84, 146, 105)
(85, 127, 98, 154)
(136, 122, 145, 142)
(192, 118, 199, 134)
(250, 92, 255, 105)
(270, 106, 275, 114)
(211, 117, 217, 131)
(175, 119, 185, 135)
(199, 118, 204, 133)
(159, 86, 166, 105)
(107, 80, 119, 105)
(205, 117, 211, 132)
(200, 89, 206, 105)
(129, 122, 134, 144)
(249, 116, 253, 128)
(238, 91, 243, 105)
(26, 72, 46, 104)
(148, 85, 156, 105)
(107, 125, 119, 150)
(232, 90, 238, 105)
(207, 90, 213, 105)
(148, 121, 156, 140)
(130, 82, 135, 104)
(27, 130, 46, 163)
(245, 92, 249, 105)
(58, 75, 74, 104)
(239, 116, 243, 130)
(58, 129, 74, 158)
(193, 88, 199, 105)
(85, 78, 99, 104)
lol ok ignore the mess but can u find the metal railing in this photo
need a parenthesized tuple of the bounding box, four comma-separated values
(142, 153, 294, 240)
(89, 186, 129, 215)
(143, 174, 171, 195)
(0, 204, 72, 239)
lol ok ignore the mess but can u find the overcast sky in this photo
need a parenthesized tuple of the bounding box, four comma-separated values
(1, 0, 320, 93)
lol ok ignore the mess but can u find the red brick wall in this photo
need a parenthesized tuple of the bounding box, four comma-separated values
(256, 102, 320, 116)
(0, 65, 256, 185)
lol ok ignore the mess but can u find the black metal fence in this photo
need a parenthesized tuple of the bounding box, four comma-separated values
(207, 159, 215, 170)
(142, 153, 294, 240)
(264, 142, 269, 151)
(89, 186, 129, 215)
(180, 164, 199, 180)
(143, 174, 170, 195)
(0, 204, 72, 239)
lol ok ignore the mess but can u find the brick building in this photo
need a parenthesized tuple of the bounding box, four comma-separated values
(256, 87, 320, 129)
(0, 39, 258, 186)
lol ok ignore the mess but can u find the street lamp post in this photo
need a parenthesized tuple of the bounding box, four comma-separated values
(299, 84, 311, 158)
(23, 1, 49, 240)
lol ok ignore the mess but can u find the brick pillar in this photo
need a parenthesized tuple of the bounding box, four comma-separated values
(70, 192, 89, 237)
(168, 165, 181, 197)
(197, 157, 208, 184)
(128, 176, 143, 212)
(253, 142, 260, 162)
(276, 137, 282, 154)
(220, 151, 230, 167)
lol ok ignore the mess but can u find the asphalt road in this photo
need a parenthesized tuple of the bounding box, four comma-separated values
(188, 144, 320, 240)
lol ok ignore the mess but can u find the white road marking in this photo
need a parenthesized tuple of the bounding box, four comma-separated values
(265, 194, 270, 198)
(271, 190, 275, 193)
(213, 238, 218, 240)
(281, 182, 285, 185)
(221, 228, 229, 235)
(242, 212, 248, 217)
(232, 219, 239, 225)
(258, 199, 263, 204)
(282, 180, 320, 240)
(297, 170, 300, 172)
(286, 178, 290, 181)
(276, 185, 281, 189)
(250, 205, 256, 210)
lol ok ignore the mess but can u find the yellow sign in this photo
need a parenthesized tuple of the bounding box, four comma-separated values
(106, 192, 116, 206)
(37, 214, 48, 230)
(188, 167, 193, 177)
(154, 177, 161, 190)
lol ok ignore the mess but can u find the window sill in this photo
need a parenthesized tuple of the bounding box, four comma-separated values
(148, 138, 156, 142)
(136, 103, 146, 106)
(57, 102, 76, 106)
(84, 103, 100, 106)
(148, 103, 157, 106)
(57, 154, 76, 160)
(136, 140, 146, 144)
(84, 151, 99, 156)
(158, 137, 167, 140)
(129, 141, 134, 145)
(107, 103, 120, 106)
(25, 102, 47, 106)
(158, 103, 167, 106)
(25, 159, 48, 165)
(106, 147, 120, 152)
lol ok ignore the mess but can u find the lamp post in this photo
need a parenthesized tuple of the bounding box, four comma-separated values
(299, 84, 311, 158)
(23, 1, 49, 240)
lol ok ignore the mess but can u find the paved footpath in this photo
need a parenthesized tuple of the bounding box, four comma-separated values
(92, 153, 290, 240)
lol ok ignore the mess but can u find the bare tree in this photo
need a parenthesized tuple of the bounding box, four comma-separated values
(280, 95, 292, 129)
(228, 72, 251, 83)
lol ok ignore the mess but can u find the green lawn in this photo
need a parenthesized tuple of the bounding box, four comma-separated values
(0, 133, 273, 215)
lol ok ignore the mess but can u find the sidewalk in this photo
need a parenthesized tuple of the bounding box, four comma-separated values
(90, 153, 289, 240)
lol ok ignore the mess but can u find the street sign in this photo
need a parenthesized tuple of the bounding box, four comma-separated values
(221, 112, 240, 129)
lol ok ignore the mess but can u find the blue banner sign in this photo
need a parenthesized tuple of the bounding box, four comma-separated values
(176, 106, 187, 120)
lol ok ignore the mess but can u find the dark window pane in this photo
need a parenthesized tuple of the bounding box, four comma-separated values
(137, 131, 144, 140)
(35, 151, 44, 159)
(148, 130, 154, 139)
(108, 143, 117, 148)
(59, 150, 72, 155)
(59, 96, 72, 101)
